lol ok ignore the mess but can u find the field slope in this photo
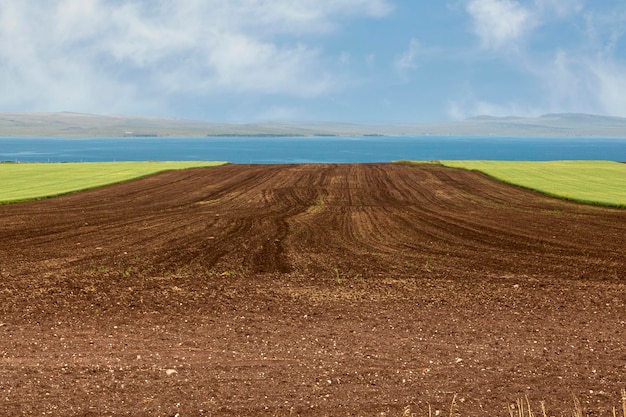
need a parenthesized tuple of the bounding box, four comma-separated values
(0, 161, 225, 203)
(1, 163, 625, 416)
(441, 160, 626, 207)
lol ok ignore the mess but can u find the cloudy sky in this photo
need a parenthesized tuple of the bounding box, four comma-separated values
(0, 0, 625, 122)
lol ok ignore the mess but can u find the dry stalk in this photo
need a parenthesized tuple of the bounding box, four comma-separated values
(526, 395, 535, 417)
(397, 388, 625, 417)
(572, 393, 583, 417)
(449, 394, 458, 417)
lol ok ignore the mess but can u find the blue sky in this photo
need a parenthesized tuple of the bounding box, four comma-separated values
(0, 0, 625, 123)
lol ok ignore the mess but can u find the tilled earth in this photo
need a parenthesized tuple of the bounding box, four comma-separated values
(1, 163, 625, 416)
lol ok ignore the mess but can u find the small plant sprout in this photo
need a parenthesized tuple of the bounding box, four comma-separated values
(333, 267, 342, 284)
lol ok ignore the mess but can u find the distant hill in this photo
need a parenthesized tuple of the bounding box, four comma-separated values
(1, 112, 625, 137)
(451, 113, 626, 137)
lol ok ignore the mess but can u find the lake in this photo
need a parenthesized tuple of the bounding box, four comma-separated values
(2, 136, 626, 163)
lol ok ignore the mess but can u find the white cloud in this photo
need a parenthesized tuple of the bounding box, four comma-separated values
(519, 50, 596, 115)
(393, 38, 442, 82)
(451, 49, 626, 119)
(518, 6, 626, 117)
(585, 58, 626, 116)
(394, 39, 422, 72)
(0, 0, 392, 115)
(466, 0, 535, 51)
(543, 51, 588, 109)
(529, 51, 626, 117)
(457, 0, 626, 118)
(464, 0, 585, 52)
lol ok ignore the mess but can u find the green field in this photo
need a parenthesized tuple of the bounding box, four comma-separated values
(0, 161, 226, 204)
(441, 160, 626, 207)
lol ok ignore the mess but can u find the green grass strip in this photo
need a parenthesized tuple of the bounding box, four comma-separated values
(0, 161, 226, 204)
(440, 160, 626, 208)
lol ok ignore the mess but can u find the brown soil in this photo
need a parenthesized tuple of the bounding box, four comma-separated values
(1, 163, 625, 416)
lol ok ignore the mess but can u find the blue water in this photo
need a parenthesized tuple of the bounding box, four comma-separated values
(2, 136, 626, 163)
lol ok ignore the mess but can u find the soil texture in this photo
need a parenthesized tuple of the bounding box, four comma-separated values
(1, 163, 625, 416)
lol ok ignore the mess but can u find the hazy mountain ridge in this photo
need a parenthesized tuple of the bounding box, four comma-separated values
(1, 112, 626, 137)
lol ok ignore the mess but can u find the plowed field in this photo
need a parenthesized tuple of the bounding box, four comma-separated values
(1, 163, 625, 416)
